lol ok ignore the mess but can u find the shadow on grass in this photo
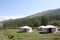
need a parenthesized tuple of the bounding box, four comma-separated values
(17, 31, 27, 33)
(39, 32, 51, 34)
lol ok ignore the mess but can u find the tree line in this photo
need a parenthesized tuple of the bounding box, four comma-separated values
(3, 15, 60, 29)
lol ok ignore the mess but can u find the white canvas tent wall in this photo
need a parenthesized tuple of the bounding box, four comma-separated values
(38, 26, 45, 31)
(38, 25, 58, 33)
(20, 26, 32, 32)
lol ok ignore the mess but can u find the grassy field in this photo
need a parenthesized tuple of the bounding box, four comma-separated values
(0, 29, 60, 40)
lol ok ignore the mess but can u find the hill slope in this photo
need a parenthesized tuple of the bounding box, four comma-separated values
(3, 8, 60, 28)
(25, 8, 60, 18)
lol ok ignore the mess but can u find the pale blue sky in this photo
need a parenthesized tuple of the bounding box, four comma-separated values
(0, 0, 60, 21)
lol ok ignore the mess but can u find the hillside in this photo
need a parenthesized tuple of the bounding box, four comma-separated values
(24, 8, 60, 18)
(3, 8, 60, 28)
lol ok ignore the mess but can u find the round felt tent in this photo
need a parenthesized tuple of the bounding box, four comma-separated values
(46, 25, 58, 33)
(20, 26, 32, 32)
(38, 25, 58, 33)
(38, 25, 45, 31)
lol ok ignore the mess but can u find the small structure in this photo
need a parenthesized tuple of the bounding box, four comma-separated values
(20, 26, 32, 32)
(38, 25, 58, 33)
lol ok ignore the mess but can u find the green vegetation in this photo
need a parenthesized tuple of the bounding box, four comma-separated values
(40, 15, 49, 26)
(0, 29, 4, 40)
(0, 29, 60, 40)
(2, 8, 60, 28)
(0, 8, 60, 40)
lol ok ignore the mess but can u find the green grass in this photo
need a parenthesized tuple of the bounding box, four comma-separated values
(0, 29, 4, 40)
(0, 29, 60, 40)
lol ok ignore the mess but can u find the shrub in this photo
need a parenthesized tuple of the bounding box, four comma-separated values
(8, 34, 14, 39)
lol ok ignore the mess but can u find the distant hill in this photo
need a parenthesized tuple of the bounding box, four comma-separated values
(25, 8, 60, 19)
(3, 8, 60, 28)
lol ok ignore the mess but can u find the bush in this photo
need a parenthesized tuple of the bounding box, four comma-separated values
(52, 21, 60, 26)
(8, 34, 14, 39)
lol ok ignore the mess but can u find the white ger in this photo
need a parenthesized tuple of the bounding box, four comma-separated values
(20, 26, 32, 32)
(38, 25, 58, 33)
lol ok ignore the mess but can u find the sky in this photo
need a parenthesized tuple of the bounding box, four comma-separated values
(0, 0, 60, 21)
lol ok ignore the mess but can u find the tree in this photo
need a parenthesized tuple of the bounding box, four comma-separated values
(40, 15, 49, 26)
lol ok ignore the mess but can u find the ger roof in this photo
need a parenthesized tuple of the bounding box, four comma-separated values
(20, 26, 31, 28)
(38, 25, 56, 28)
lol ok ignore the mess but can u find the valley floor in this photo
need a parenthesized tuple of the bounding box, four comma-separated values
(0, 29, 60, 40)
